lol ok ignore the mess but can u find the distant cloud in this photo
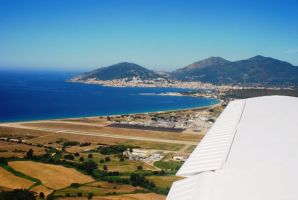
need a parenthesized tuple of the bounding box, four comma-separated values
(284, 48, 298, 54)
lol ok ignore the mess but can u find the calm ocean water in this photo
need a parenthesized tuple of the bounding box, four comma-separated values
(0, 70, 219, 122)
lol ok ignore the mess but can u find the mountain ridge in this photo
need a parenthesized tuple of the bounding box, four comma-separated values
(72, 56, 298, 86)
(171, 55, 298, 86)
(76, 62, 162, 81)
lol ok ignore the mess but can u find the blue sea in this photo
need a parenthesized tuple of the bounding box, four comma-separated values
(0, 70, 219, 122)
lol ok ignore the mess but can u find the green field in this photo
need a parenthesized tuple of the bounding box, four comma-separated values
(153, 161, 183, 171)
(118, 141, 184, 151)
(185, 145, 197, 153)
(146, 176, 182, 190)
(72, 152, 156, 172)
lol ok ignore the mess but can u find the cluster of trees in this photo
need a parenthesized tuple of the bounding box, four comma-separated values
(130, 173, 156, 190)
(63, 141, 80, 146)
(24, 149, 63, 165)
(63, 192, 93, 199)
(129, 173, 170, 194)
(0, 189, 36, 200)
(79, 160, 98, 174)
(80, 142, 91, 147)
(0, 157, 8, 165)
(64, 154, 75, 160)
(98, 145, 128, 155)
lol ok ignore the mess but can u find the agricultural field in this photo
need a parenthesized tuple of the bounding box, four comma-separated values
(94, 193, 166, 200)
(54, 181, 145, 197)
(58, 193, 165, 200)
(30, 185, 54, 196)
(0, 141, 45, 158)
(8, 161, 94, 190)
(0, 167, 34, 189)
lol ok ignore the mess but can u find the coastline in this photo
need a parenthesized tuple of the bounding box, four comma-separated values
(0, 98, 221, 124)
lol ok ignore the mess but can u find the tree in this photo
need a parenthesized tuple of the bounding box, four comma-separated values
(149, 182, 156, 188)
(0, 189, 36, 200)
(63, 141, 80, 146)
(80, 160, 98, 175)
(26, 149, 34, 159)
(70, 183, 80, 188)
(74, 152, 80, 157)
(105, 157, 110, 162)
(80, 142, 91, 147)
(130, 173, 145, 187)
(88, 154, 93, 158)
(77, 192, 82, 197)
(64, 154, 75, 160)
(159, 169, 166, 176)
(79, 157, 84, 162)
(39, 192, 45, 200)
(87, 192, 94, 200)
(137, 165, 143, 170)
(46, 194, 54, 200)
(103, 165, 108, 171)
(0, 158, 7, 165)
(99, 145, 128, 155)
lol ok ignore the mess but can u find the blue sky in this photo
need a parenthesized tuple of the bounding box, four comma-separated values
(0, 0, 297, 71)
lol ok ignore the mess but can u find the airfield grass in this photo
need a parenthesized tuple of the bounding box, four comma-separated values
(185, 145, 197, 153)
(21, 122, 200, 142)
(119, 140, 183, 151)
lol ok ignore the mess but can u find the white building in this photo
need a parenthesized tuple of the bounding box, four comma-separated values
(167, 96, 298, 200)
(124, 148, 150, 160)
(172, 153, 189, 161)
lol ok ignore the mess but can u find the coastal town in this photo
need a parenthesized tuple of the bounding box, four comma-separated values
(70, 76, 297, 100)
(70, 76, 241, 90)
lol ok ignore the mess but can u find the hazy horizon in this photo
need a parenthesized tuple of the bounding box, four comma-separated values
(0, 0, 298, 71)
(1, 54, 298, 73)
